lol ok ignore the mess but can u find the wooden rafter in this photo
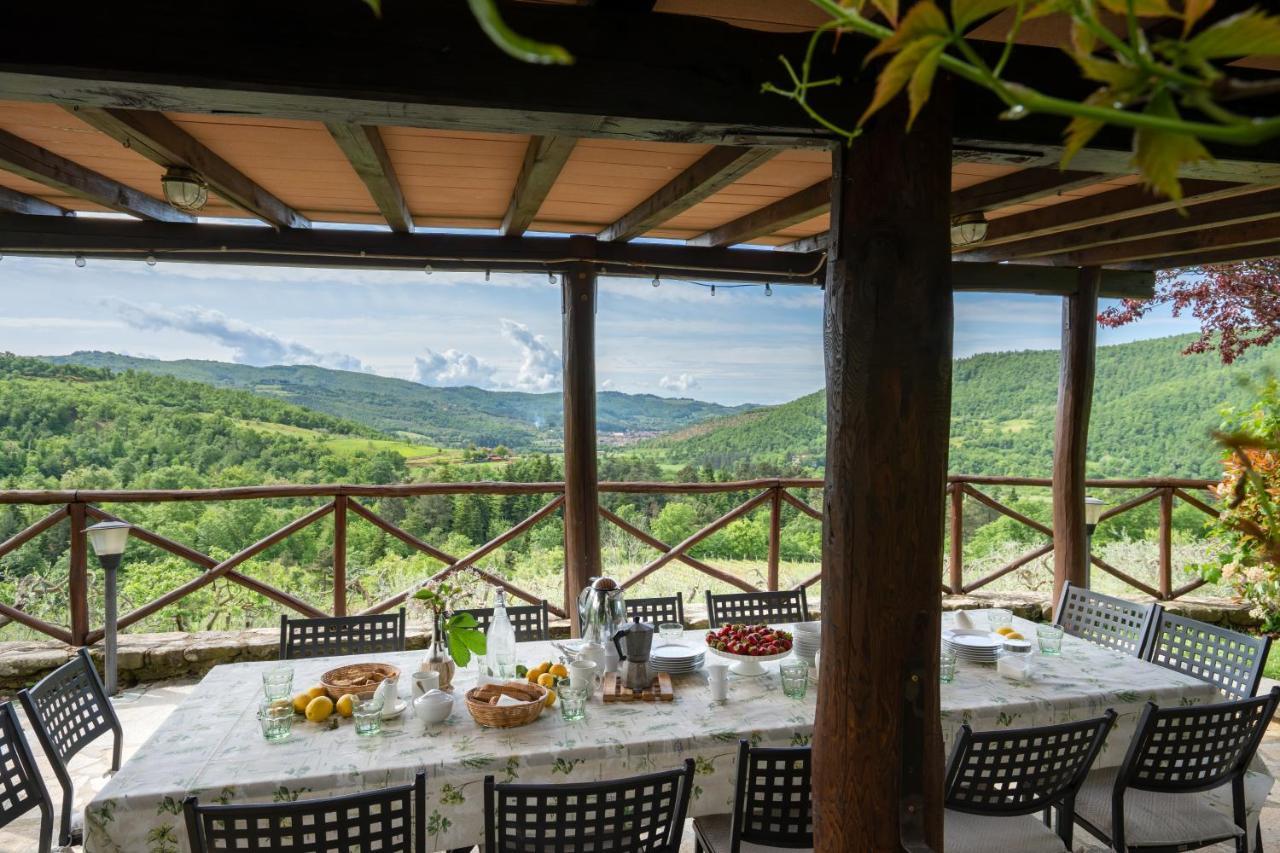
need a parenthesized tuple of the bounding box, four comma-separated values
(502, 135, 576, 237)
(598, 146, 777, 242)
(1043, 216, 1280, 267)
(0, 128, 191, 222)
(0, 185, 71, 217)
(950, 168, 1105, 213)
(690, 179, 830, 247)
(325, 122, 413, 234)
(70, 107, 308, 229)
(1122, 238, 1280, 270)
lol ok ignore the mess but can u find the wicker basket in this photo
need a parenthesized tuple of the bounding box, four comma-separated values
(465, 681, 548, 728)
(320, 662, 399, 700)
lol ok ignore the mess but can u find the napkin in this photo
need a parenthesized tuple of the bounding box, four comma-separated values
(495, 693, 523, 707)
(955, 611, 974, 630)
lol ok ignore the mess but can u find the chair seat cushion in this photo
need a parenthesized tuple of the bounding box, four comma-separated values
(692, 813, 813, 853)
(943, 809, 1067, 853)
(1074, 767, 1271, 848)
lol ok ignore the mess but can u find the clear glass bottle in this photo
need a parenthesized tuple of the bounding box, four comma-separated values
(487, 589, 518, 679)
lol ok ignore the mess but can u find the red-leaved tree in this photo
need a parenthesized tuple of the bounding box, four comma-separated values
(1098, 259, 1280, 364)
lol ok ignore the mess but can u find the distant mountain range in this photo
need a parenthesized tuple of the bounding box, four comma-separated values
(41, 352, 753, 450)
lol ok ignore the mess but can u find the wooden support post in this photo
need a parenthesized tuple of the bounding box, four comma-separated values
(1051, 267, 1101, 609)
(815, 79, 952, 850)
(68, 502, 89, 646)
(333, 494, 348, 616)
(949, 484, 964, 595)
(1158, 488, 1173, 599)
(767, 487, 782, 591)
(562, 259, 601, 635)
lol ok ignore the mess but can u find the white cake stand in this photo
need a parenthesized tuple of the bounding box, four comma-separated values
(706, 646, 791, 676)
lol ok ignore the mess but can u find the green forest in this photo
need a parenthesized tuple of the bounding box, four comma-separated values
(0, 333, 1266, 638)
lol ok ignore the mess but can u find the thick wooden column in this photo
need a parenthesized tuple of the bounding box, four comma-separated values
(562, 260, 601, 635)
(1051, 267, 1101, 609)
(815, 85, 952, 848)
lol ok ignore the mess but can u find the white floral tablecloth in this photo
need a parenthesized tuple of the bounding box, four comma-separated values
(84, 611, 1257, 852)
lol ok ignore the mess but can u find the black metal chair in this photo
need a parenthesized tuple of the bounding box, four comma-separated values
(484, 760, 695, 852)
(1054, 582, 1159, 657)
(184, 770, 426, 852)
(455, 600, 550, 642)
(279, 608, 407, 660)
(1073, 687, 1280, 852)
(17, 648, 122, 848)
(0, 701, 54, 853)
(626, 593, 684, 627)
(692, 740, 813, 852)
(1144, 611, 1271, 700)
(942, 712, 1116, 853)
(706, 590, 809, 628)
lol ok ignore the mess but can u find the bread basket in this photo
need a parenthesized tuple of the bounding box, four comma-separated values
(465, 681, 547, 728)
(320, 662, 399, 700)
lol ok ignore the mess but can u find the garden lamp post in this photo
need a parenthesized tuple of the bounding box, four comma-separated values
(1083, 497, 1105, 588)
(84, 520, 130, 695)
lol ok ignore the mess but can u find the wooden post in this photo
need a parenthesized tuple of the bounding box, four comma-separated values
(767, 487, 782, 591)
(333, 494, 348, 616)
(1158, 488, 1173, 599)
(1051, 267, 1101, 610)
(949, 484, 964, 595)
(814, 79, 952, 850)
(562, 258, 601, 635)
(68, 502, 89, 646)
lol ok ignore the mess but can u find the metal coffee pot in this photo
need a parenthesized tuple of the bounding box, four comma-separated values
(611, 617, 655, 692)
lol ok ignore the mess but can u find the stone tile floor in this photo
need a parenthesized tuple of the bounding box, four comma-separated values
(1, 678, 1277, 852)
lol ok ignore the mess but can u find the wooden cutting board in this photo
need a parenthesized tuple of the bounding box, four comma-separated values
(601, 671, 674, 702)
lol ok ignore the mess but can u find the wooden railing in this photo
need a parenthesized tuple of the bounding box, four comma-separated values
(0, 475, 1219, 646)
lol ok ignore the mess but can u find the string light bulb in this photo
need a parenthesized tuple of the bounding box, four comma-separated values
(710, 285, 716, 296)
(424, 264, 433, 275)
(765, 283, 773, 297)
(74, 255, 87, 268)
(651, 273, 661, 288)
(145, 254, 157, 267)
(548, 271, 556, 285)
(485, 269, 491, 282)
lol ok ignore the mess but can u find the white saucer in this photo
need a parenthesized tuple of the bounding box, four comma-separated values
(381, 699, 408, 720)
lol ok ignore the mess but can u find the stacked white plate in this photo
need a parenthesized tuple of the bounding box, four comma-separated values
(648, 643, 705, 674)
(943, 629, 1003, 664)
(792, 621, 821, 662)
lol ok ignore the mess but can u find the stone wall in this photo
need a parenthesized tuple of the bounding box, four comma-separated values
(0, 593, 1260, 694)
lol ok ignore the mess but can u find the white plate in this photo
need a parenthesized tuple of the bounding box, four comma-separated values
(652, 644, 703, 662)
(944, 630, 1002, 650)
(793, 621, 821, 636)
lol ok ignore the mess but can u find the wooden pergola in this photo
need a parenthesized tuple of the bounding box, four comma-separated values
(1, 1, 1278, 848)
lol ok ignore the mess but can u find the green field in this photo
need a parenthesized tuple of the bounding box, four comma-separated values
(237, 420, 468, 466)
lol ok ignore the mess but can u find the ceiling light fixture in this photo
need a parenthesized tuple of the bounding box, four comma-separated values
(950, 211, 988, 247)
(161, 167, 209, 211)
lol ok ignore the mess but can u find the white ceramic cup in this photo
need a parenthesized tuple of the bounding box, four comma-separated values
(411, 670, 440, 699)
(706, 663, 729, 702)
(569, 659, 599, 692)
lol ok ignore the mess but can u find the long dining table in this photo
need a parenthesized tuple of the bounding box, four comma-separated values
(84, 611, 1264, 852)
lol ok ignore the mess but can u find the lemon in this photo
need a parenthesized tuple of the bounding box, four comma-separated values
(994, 626, 1015, 637)
(292, 692, 312, 714)
(304, 695, 335, 723)
(306, 685, 328, 700)
(537, 672, 556, 688)
(1005, 631, 1025, 641)
(548, 663, 569, 679)
(544, 688, 557, 708)
(335, 694, 357, 718)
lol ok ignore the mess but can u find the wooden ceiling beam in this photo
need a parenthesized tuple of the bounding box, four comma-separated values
(1034, 216, 1280, 267)
(950, 168, 1106, 213)
(958, 180, 1257, 250)
(502, 135, 576, 237)
(0, 129, 191, 222)
(1120, 239, 1280, 271)
(968, 186, 1280, 262)
(69, 107, 307, 229)
(598, 146, 777, 242)
(690, 180, 830, 248)
(950, 262, 1152, 299)
(0, 186, 72, 217)
(326, 123, 413, 233)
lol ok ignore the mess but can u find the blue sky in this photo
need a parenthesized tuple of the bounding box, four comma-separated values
(0, 255, 1195, 405)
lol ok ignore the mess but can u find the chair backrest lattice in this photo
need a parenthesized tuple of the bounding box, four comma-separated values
(1145, 611, 1270, 700)
(1120, 689, 1280, 795)
(706, 590, 809, 628)
(732, 740, 813, 850)
(1054, 583, 1158, 657)
(0, 701, 52, 851)
(626, 594, 684, 627)
(456, 601, 550, 643)
(484, 760, 695, 853)
(184, 771, 425, 853)
(944, 713, 1116, 817)
(279, 609, 406, 660)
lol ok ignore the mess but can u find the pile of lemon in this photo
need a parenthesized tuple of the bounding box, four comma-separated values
(287, 685, 360, 723)
(523, 661, 568, 707)
(994, 626, 1027, 641)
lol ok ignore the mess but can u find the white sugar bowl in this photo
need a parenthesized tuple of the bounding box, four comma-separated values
(414, 689, 454, 725)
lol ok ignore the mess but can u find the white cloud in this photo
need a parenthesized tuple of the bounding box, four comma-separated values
(659, 373, 699, 393)
(411, 348, 497, 388)
(109, 300, 368, 372)
(600, 379, 615, 391)
(499, 319, 562, 392)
